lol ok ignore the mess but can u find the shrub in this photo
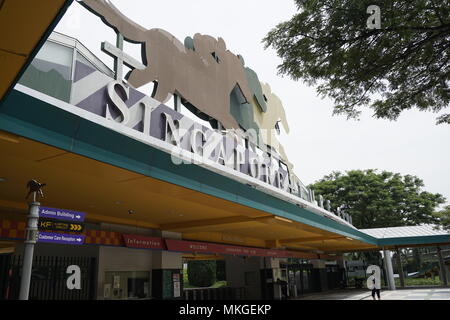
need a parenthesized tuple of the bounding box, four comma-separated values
(187, 260, 216, 287)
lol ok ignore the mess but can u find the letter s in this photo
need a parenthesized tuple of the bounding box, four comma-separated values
(106, 80, 130, 125)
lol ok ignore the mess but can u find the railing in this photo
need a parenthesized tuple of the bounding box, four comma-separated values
(0, 255, 96, 300)
(184, 287, 245, 300)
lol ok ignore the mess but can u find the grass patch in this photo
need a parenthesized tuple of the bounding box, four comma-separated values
(395, 277, 442, 286)
(210, 281, 227, 288)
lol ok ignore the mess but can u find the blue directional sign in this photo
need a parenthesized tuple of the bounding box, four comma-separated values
(38, 207, 85, 222)
(38, 232, 85, 245)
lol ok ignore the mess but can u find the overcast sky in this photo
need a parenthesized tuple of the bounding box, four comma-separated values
(55, 0, 450, 207)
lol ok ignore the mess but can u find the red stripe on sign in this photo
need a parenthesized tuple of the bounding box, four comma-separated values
(122, 234, 165, 250)
(164, 239, 315, 259)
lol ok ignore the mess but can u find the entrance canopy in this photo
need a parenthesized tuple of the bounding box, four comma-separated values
(0, 0, 73, 102)
(1, 2, 449, 258)
(361, 225, 450, 250)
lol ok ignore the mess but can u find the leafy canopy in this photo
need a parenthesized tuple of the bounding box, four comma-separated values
(264, 0, 450, 124)
(433, 205, 450, 231)
(308, 169, 446, 229)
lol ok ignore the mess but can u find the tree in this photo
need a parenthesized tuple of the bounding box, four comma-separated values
(308, 169, 445, 229)
(433, 205, 450, 231)
(264, 0, 450, 124)
(187, 260, 216, 287)
(216, 260, 227, 281)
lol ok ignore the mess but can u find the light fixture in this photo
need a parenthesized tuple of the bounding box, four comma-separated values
(0, 177, 8, 182)
(274, 216, 293, 223)
(128, 210, 135, 215)
(115, 201, 122, 205)
(346, 237, 354, 241)
(0, 131, 20, 143)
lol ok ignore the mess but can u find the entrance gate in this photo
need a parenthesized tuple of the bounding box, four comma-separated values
(0, 254, 96, 300)
(285, 263, 316, 297)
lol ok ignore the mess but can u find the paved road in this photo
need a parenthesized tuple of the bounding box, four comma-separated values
(295, 288, 450, 300)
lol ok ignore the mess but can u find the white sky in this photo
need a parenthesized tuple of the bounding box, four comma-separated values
(55, 0, 450, 207)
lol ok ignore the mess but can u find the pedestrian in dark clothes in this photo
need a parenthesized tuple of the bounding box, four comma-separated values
(371, 278, 381, 300)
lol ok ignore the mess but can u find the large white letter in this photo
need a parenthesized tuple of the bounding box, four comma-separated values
(190, 128, 206, 157)
(66, 265, 81, 290)
(106, 80, 130, 125)
(162, 113, 182, 147)
(366, 265, 381, 290)
(366, 5, 381, 30)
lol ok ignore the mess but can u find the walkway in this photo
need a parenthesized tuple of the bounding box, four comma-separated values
(295, 288, 450, 300)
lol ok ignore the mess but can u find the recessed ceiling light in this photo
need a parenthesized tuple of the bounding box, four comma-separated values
(128, 210, 135, 215)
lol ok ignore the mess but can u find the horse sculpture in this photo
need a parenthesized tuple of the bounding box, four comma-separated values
(26, 179, 46, 200)
(81, 0, 253, 130)
(255, 82, 292, 170)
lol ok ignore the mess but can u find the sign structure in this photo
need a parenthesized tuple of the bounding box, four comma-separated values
(122, 234, 166, 250)
(38, 218, 84, 233)
(37, 207, 86, 245)
(38, 207, 85, 222)
(38, 231, 85, 245)
(165, 239, 320, 259)
(71, 0, 355, 226)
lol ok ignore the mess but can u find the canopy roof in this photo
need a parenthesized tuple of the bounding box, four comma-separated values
(361, 225, 450, 249)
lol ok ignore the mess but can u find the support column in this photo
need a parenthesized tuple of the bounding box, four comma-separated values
(225, 255, 263, 300)
(395, 247, 405, 288)
(19, 201, 40, 300)
(383, 249, 396, 290)
(437, 246, 448, 287)
(311, 259, 328, 292)
(152, 231, 183, 300)
(261, 257, 283, 300)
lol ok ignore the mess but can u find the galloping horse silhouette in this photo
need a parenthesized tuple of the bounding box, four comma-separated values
(81, 0, 253, 130)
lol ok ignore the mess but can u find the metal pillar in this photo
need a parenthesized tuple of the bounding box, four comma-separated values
(174, 94, 182, 112)
(437, 246, 448, 286)
(383, 249, 396, 290)
(395, 247, 405, 288)
(19, 201, 40, 300)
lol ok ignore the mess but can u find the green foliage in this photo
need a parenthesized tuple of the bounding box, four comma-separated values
(216, 260, 226, 281)
(210, 281, 227, 288)
(187, 260, 217, 288)
(395, 277, 442, 286)
(433, 205, 450, 231)
(308, 169, 445, 229)
(264, 0, 450, 124)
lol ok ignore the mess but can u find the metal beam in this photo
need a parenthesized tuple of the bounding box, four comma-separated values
(280, 235, 345, 244)
(437, 246, 449, 286)
(396, 247, 405, 288)
(160, 215, 273, 231)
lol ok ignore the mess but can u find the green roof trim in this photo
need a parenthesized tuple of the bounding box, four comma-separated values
(378, 235, 450, 247)
(2, 89, 450, 250)
(0, 89, 379, 246)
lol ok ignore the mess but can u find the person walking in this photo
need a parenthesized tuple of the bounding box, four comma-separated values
(366, 265, 382, 300)
(371, 276, 381, 300)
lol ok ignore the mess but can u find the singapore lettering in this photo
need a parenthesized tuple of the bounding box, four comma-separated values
(77, 0, 355, 225)
(103, 75, 359, 225)
(106, 82, 302, 201)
